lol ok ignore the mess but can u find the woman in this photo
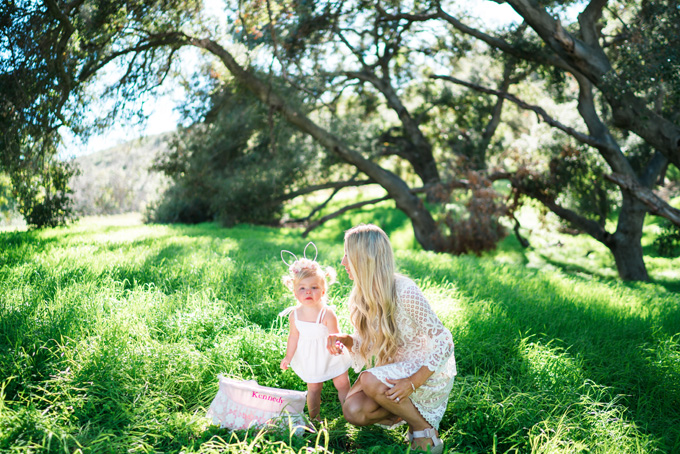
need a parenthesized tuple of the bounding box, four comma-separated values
(327, 224, 457, 453)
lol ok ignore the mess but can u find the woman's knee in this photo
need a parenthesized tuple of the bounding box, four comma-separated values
(358, 373, 386, 399)
(342, 397, 370, 426)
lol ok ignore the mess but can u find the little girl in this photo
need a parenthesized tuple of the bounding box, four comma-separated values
(279, 245, 351, 421)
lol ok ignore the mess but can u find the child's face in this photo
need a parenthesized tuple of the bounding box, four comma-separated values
(294, 276, 325, 307)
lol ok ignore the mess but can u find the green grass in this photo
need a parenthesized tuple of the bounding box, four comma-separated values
(1, 213, 678, 453)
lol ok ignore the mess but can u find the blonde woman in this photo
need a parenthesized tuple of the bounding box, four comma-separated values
(327, 224, 456, 454)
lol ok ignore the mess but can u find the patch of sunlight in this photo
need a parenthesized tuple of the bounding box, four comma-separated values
(389, 222, 417, 250)
(422, 281, 463, 322)
(492, 249, 526, 266)
(80, 213, 144, 227)
(652, 267, 680, 282)
(520, 339, 585, 391)
(86, 226, 169, 244)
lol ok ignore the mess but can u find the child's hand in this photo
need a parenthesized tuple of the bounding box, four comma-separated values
(280, 358, 290, 371)
(327, 334, 351, 355)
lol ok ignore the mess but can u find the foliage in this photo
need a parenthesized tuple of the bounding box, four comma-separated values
(0, 0, 200, 228)
(149, 84, 318, 226)
(436, 174, 509, 255)
(4, 0, 680, 281)
(0, 217, 678, 453)
(0, 173, 18, 219)
(11, 159, 80, 229)
(0, 2, 79, 228)
(653, 221, 680, 258)
(549, 145, 616, 228)
(606, 0, 680, 115)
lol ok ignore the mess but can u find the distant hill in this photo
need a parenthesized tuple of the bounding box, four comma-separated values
(70, 132, 172, 216)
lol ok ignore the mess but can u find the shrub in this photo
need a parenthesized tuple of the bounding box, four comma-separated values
(654, 221, 680, 257)
(13, 159, 80, 229)
(437, 172, 508, 255)
(149, 84, 316, 226)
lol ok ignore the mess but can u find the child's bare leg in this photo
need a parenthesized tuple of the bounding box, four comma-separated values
(306, 382, 323, 421)
(332, 372, 350, 403)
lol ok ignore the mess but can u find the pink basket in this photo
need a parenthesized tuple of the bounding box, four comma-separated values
(206, 375, 308, 431)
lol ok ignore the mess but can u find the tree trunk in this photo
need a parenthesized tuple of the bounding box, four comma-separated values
(606, 194, 649, 281)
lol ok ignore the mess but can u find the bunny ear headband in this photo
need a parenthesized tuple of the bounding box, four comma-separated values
(281, 242, 318, 267)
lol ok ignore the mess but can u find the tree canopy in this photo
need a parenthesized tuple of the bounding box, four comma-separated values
(2, 0, 679, 281)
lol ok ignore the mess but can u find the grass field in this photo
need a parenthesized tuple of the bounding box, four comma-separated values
(1, 212, 679, 453)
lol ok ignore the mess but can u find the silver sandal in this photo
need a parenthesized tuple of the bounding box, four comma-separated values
(410, 427, 444, 454)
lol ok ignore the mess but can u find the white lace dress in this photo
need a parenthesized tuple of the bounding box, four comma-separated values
(349, 276, 457, 429)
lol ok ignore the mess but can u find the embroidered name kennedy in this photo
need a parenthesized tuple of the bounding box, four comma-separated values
(252, 391, 283, 404)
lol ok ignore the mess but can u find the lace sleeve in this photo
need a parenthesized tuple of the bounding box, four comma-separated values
(400, 280, 454, 372)
(349, 333, 365, 372)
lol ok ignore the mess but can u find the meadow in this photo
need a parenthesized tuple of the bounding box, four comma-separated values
(0, 212, 679, 453)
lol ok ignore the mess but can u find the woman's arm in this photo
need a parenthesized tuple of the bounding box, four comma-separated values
(326, 332, 354, 354)
(402, 281, 455, 372)
(280, 313, 299, 370)
(384, 365, 434, 401)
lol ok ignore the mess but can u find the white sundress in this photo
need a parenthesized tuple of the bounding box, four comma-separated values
(350, 276, 457, 430)
(289, 306, 352, 384)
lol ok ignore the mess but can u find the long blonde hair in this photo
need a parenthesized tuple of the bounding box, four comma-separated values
(344, 224, 399, 366)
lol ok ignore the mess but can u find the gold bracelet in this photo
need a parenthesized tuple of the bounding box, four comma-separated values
(410, 382, 416, 392)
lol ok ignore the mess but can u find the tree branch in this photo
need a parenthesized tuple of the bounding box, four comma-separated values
(511, 176, 612, 244)
(281, 173, 375, 224)
(572, 72, 632, 174)
(432, 74, 611, 150)
(278, 180, 375, 202)
(379, 4, 576, 74)
(436, 6, 574, 72)
(77, 32, 188, 82)
(479, 59, 518, 165)
(499, 0, 680, 167)
(503, 0, 611, 78)
(578, 0, 608, 46)
(606, 173, 680, 227)
(189, 35, 443, 250)
(343, 67, 440, 184)
(302, 196, 391, 237)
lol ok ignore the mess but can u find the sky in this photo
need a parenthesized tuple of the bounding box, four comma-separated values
(57, 1, 540, 158)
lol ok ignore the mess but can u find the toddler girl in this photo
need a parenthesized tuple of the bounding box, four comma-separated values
(279, 244, 351, 421)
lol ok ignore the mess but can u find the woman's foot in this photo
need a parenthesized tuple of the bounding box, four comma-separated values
(410, 427, 444, 454)
(375, 414, 404, 429)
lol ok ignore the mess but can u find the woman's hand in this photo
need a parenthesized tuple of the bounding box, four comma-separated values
(385, 377, 418, 403)
(327, 333, 353, 355)
(280, 357, 292, 371)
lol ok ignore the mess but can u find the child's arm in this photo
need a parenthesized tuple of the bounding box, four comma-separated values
(323, 309, 341, 335)
(280, 312, 299, 371)
(324, 310, 354, 355)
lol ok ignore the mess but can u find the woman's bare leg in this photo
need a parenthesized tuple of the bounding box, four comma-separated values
(306, 382, 323, 421)
(342, 372, 438, 450)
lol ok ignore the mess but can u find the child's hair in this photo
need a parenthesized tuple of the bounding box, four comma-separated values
(281, 246, 337, 300)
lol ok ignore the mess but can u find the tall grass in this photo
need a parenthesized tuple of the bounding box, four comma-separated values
(0, 214, 678, 453)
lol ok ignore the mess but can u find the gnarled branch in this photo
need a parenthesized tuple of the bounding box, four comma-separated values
(606, 173, 680, 227)
(432, 74, 611, 151)
(302, 196, 391, 237)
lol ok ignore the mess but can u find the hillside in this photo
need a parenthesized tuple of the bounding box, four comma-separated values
(70, 132, 172, 216)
